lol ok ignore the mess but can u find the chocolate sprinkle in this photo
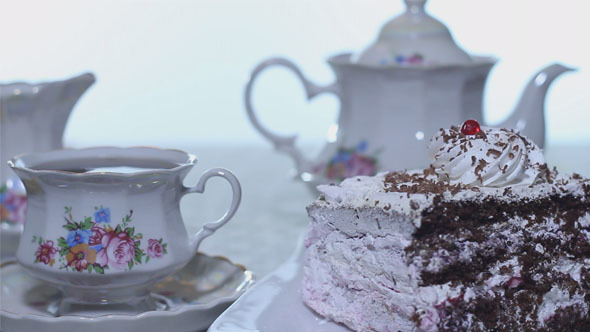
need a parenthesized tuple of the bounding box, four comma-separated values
(486, 149, 502, 158)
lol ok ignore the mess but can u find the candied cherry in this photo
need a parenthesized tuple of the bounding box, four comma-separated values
(461, 119, 481, 135)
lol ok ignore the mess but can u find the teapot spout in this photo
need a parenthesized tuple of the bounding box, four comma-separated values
(497, 64, 574, 148)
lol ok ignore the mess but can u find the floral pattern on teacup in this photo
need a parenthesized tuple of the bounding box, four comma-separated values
(315, 141, 380, 181)
(31, 206, 168, 274)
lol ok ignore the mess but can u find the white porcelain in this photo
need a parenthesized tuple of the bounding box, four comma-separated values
(8, 147, 242, 310)
(356, 0, 471, 66)
(1, 252, 255, 332)
(244, 0, 574, 192)
(209, 236, 346, 332)
(1, 222, 23, 261)
(1, 73, 95, 228)
(0, 179, 26, 259)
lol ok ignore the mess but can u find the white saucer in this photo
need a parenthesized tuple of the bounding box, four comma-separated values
(208, 237, 349, 332)
(1, 252, 254, 332)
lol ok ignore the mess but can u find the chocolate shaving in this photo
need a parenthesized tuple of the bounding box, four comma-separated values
(538, 164, 554, 184)
(500, 164, 508, 174)
(475, 159, 488, 182)
(384, 171, 467, 196)
(475, 130, 487, 140)
(486, 149, 502, 158)
(423, 165, 436, 177)
(441, 128, 452, 143)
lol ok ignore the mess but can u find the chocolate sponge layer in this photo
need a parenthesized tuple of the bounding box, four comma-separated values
(405, 191, 590, 331)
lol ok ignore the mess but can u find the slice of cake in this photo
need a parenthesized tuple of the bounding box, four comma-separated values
(302, 122, 590, 332)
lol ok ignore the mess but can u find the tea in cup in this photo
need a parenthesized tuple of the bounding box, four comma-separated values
(8, 147, 241, 313)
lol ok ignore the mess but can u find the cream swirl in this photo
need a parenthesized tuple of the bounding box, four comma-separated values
(428, 126, 547, 187)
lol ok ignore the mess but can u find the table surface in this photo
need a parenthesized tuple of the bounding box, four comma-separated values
(176, 143, 590, 278)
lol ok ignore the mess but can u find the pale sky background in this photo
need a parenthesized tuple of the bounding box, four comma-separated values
(1, 0, 589, 149)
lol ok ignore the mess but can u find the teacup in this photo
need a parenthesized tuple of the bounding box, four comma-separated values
(8, 147, 241, 312)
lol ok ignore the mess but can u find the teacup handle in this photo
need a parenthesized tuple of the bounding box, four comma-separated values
(182, 168, 242, 252)
(244, 57, 340, 177)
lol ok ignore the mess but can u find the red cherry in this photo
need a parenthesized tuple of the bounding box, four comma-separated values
(461, 119, 481, 135)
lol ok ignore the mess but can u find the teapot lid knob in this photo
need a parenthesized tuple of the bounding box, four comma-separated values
(404, 0, 426, 14)
(355, 0, 473, 67)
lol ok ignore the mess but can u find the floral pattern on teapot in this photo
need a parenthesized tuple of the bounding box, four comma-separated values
(314, 141, 381, 181)
(31, 206, 168, 274)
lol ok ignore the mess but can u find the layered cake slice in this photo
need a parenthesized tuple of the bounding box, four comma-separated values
(302, 122, 590, 332)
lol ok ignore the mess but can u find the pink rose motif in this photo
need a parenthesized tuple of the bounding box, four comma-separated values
(347, 154, 376, 178)
(89, 224, 106, 246)
(147, 239, 164, 259)
(35, 240, 57, 266)
(96, 231, 136, 270)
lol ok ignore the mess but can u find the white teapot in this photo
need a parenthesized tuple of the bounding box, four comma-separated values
(244, 0, 573, 191)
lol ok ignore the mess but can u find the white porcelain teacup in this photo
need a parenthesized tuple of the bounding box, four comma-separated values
(8, 147, 241, 312)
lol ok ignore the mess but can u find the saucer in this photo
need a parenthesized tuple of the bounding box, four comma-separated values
(208, 236, 349, 332)
(1, 252, 254, 332)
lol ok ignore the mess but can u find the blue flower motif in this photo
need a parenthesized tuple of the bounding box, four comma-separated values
(331, 151, 351, 163)
(90, 244, 103, 252)
(94, 207, 111, 223)
(356, 141, 368, 153)
(66, 229, 91, 247)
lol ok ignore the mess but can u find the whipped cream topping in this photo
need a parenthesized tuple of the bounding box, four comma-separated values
(428, 126, 546, 187)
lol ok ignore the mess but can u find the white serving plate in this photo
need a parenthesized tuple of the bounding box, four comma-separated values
(208, 237, 349, 332)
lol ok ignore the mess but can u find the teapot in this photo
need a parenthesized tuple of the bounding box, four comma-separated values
(0, 73, 95, 227)
(244, 0, 573, 191)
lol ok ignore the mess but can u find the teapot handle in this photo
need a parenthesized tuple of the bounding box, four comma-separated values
(244, 57, 340, 177)
(182, 168, 242, 253)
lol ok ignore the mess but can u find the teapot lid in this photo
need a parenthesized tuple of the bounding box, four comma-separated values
(355, 0, 473, 66)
